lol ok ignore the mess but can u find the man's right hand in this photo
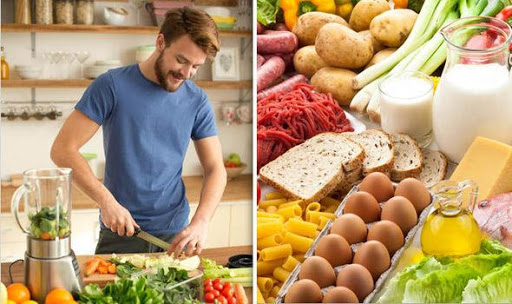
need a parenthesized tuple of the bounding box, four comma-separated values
(100, 200, 139, 236)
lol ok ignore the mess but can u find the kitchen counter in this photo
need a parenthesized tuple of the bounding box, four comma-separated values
(1, 174, 252, 213)
(1, 245, 253, 302)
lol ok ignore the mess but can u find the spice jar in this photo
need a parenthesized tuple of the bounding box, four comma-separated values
(14, 0, 31, 24)
(75, 0, 94, 24)
(35, 0, 52, 24)
(54, 0, 73, 24)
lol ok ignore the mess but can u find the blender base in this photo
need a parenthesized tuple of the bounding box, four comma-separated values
(25, 250, 83, 303)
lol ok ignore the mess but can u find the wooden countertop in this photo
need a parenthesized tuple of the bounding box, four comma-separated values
(1, 245, 253, 302)
(1, 174, 252, 213)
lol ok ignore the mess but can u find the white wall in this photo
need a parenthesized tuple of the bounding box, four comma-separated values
(1, 4, 253, 180)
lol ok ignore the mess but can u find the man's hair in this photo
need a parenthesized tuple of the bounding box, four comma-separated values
(159, 7, 220, 59)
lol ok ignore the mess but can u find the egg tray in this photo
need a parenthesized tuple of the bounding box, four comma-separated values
(274, 183, 434, 304)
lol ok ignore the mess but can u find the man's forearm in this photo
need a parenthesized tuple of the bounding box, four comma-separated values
(190, 165, 227, 225)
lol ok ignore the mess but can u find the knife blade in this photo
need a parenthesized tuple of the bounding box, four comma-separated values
(134, 228, 170, 251)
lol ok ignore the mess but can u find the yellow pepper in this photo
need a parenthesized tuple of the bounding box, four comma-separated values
(281, 0, 299, 30)
(336, 2, 353, 20)
(298, 0, 336, 15)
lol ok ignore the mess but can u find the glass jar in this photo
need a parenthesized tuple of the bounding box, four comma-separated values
(14, 0, 31, 24)
(1, 47, 10, 80)
(54, 0, 73, 24)
(35, 0, 52, 24)
(75, 0, 94, 24)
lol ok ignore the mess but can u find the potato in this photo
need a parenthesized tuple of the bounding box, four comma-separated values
(316, 23, 373, 69)
(311, 67, 359, 105)
(293, 12, 348, 46)
(365, 48, 397, 69)
(349, 0, 390, 32)
(370, 9, 418, 47)
(359, 30, 385, 54)
(293, 46, 329, 78)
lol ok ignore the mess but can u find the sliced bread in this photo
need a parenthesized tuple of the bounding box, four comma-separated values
(344, 129, 394, 175)
(419, 149, 448, 188)
(390, 133, 423, 182)
(334, 165, 363, 194)
(259, 132, 364, 203)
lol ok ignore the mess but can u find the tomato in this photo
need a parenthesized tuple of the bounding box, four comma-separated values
(222, 282, 232, 291)
(205, 292, 216, 303)
(213, 278, 223, 285)
(204, 278, 212, 286)
(213, 283, 224, 291)
(257, 181, 261, 204)
(205, 285, 214, 293)
(222, 287, 234, 298)
(212, 290, 221, 297)
(215, 295, 228, 304)
(227, 295, 237, 304)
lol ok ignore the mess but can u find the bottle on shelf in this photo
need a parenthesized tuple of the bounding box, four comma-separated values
(1, 47, 10, 80)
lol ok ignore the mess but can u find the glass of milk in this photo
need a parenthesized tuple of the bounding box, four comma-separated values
(379, 71, 434, 148)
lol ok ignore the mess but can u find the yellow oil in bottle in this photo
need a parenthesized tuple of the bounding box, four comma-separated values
(1, 47, 9, 80)
(421, 209, 482, 257)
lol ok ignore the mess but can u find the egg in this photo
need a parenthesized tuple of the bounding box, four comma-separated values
(381, 196, 418, 234)
(395, 178, 431, 214)
(367, 220, 404, 255)
(285, 279, 323, 303)
(322, 286, 359, 303)
(299, 256, 336, 288)
(344, 191, 380, 223)
(330, 213, 367, 244)
(360, 172, 394, 202)
(316, 234, 352, 267)
(353, 240, 391, 280)
(336, 264, 374, 301)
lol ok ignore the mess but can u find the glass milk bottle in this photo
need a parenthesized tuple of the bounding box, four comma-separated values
(433, 16, 512, 163)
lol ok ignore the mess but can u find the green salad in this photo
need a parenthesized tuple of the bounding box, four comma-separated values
(28, 206, 70, 240)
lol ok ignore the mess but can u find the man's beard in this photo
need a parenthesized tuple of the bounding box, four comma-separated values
(154, 53, 185, 92)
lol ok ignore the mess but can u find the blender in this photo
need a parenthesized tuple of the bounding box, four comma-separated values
(11, 168, 83, 302)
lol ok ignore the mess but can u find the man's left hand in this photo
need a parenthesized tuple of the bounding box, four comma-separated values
(168, 219, 208, 257)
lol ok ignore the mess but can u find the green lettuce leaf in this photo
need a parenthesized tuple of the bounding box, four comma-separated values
(458, 253, 512, 275)
(462, 263, 512, 303)
(480, 239, 512, 255)
(403, 263, 480, 303)
(257, 0, 281, 26)
(377, 257, 447, 303)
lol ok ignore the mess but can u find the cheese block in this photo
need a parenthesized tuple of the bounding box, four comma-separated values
(450, 137, 512, 202)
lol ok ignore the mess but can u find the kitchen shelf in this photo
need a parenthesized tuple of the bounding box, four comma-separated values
(1, 24, 251, 37)
(1, 79, 252, 89)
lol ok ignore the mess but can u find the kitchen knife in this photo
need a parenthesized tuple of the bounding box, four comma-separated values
(134, 228, 170, 251)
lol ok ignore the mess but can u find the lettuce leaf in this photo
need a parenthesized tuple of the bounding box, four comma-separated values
(458, 253, 512, 275)
(377, 257, 447, 303)
(403, 263, 480, 303)
(257, 0, 281, 26)
(480, 239, 512, 255)
(462, 263, 512, 303)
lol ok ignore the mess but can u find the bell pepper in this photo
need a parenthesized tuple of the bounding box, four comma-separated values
(335, 0, 353, 20)
(298, 0, 336, 15)
(281, 0, 299, 30)
(497, 6, 512, 26)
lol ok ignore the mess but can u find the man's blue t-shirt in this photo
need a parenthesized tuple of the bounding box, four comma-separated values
(75, 64, 218, 235)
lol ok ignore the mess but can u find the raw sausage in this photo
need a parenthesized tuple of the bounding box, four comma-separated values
(257, 55, 266, 69)
(257, 56, 286, 92)
(257, 74, 308, 100)
(257, 31, 298, 54)
(257, 22, 265, 34)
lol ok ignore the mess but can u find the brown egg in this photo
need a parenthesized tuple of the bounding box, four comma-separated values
(299, 256, 336, 288)
(322, 287, 359, 303)
(285, 279, 323, 303)
(360, 172, 394, 202)
(353, 240, 391, 280)
(344, 191, 381, 223)
(367, 220, 404, 255)
(316, 234, 352, 267)
(395, 178, 431, 214)
(381, 196, 418, 234)
(337, 264, 374, 301)
(331, 214, 368, 244)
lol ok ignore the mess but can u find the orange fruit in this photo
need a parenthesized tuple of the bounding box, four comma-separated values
(7, 283, 30, 304)
(21, 301, 38, 304)
(45, 288, 74, 304)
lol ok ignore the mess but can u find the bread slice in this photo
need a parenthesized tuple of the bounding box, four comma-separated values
(390, 133, 423, 182)
(344, 129, 394, 175)
(334, 165, 363, 194)
(259, 133, 364, 203)
(419, 149, 448, 188)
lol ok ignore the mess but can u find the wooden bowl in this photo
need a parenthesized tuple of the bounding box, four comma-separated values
(226, 163, 247, 180)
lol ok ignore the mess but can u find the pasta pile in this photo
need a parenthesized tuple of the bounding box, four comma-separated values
(256, 191, 342, 303)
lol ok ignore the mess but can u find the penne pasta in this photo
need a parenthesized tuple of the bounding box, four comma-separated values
(260, 244, 293, 261)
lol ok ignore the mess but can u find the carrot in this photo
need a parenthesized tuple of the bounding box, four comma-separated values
(234, 283, 248, 304)
(107, 264, 116, 274)
(41, 232, 52, 240)
(84, 258, 101, 277)
(97, 266, 108, 274)
(99, 259, 110, 267)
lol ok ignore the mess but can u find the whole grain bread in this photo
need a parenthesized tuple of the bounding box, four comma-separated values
(390, 133, 423, 181)
(334, 165, 363, 194)
(259, 132, 364, 203)
(344, 129, 394, 175)
(419, 149, 448, 188)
